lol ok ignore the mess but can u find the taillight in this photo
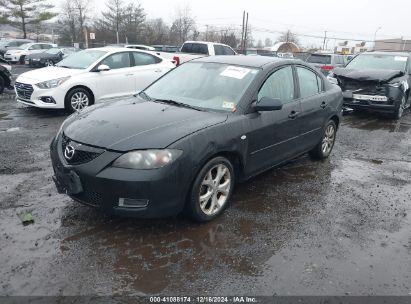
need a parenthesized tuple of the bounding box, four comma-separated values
(173, 56, 180, 66)
(321, 65, 334, 71)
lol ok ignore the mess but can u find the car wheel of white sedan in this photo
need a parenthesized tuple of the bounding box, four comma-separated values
(65, 88, 92, 113)
(186, 156, 235, 222)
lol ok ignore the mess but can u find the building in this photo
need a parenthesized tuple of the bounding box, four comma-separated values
(374, 38, 411, 52)
(334, 41, 372, 54)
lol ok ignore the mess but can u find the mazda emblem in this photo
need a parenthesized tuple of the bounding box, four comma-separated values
(64, 144, 75, 161)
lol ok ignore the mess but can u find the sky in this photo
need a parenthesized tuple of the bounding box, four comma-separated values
(75, 0, 411, 48)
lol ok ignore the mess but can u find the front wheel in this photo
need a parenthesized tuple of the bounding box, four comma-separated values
(309, 120, 337, 160)
(19, 55, 25, 65)
(392, 95, 407, 119)
(186, 156, 235, 222)
(0, 76, 4, 94)
(65, 88, 92, 113)
(45, 60, 54, 67)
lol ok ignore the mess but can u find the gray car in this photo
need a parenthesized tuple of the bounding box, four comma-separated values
(306, 53, 346, 75)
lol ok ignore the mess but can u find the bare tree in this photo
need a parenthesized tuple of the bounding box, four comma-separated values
(0, 0, 56, 38)
(169, 4, 196, 45)
(141, 18, 169, 45)
(122, 2, 145, 43)
(277, 29, 299, 45)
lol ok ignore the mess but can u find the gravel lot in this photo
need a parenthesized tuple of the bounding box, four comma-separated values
(1, 65, 411, 296)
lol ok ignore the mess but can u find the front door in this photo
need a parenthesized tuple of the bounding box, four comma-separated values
(95, 52, 136, 101)
(244, 65, 303, 176)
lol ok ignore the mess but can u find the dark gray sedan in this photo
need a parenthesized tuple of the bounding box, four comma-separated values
(50, 56, 343, 222)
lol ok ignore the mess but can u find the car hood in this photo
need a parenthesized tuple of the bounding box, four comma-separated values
(333, 68, 404, 82)
(63, 98, 228, 151)
(16, 66, 84, 84)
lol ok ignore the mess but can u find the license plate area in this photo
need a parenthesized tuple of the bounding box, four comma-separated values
(53, 170, 83, 195)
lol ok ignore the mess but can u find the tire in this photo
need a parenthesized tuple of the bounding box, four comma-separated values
(64, 87, 92, 113)
(309, 120, 337, 160)
(0, 76, 4, 94)
(45, 60, 54, 67)
(186, 156, 235, 222)
(19, 55, 25, 65)
(392, 95, 407, 119)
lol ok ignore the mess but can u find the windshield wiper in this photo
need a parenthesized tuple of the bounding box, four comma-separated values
(153, 99, 204, 111)
(137, 91, 152, 100)
(57, 65, 70, 69)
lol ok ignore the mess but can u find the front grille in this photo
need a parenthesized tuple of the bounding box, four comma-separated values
(15, 82, 34, 100)
(71, 191, 103, 207)
(339, 79, 386, 95)
(62, 133, 104, 165)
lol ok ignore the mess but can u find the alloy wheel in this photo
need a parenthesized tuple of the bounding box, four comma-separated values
(70, 92, 89, 111)
(46, 60, 53, 66)
(199, 164, 232, 216)
(322, 124, 335, 154)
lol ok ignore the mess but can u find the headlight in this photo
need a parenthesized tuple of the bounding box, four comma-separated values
(388, 82, 401, 88)
(36, 76, 70, 89)
(112, 149, 183, 169)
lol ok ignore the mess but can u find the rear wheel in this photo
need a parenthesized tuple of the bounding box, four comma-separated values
(186, 156, 234, 222)
(309, 120, 337, 160)
(64, 88, 92, 113)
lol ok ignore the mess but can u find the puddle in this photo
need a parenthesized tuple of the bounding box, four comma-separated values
(343, 113, 411, 133)
(0, 112, 12, 121)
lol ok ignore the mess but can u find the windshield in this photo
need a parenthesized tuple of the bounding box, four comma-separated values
(307, 54, 331, 64)
(144, 62, 260, 112)
(46, 48, 61, 54)
(346, 54, 408, 71)
(0, 40, 10, 47)
(56, 50, 107, 69)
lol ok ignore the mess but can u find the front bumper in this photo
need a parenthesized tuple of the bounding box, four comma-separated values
(342, 89, 403, 113)
(4, 54, 21, 62)
(50, 133, 189, 218)
(15, 81, 66, 109)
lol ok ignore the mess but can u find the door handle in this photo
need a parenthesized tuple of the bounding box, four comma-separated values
(288, 111, 300, 119)
(154, 69, 162, 73)
(320, 101, 327, 109)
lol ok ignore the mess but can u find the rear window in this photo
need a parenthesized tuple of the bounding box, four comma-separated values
(307, 54, 331, 65)
(181, 43, 209, 55)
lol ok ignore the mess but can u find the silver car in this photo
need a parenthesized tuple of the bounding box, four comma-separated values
(306, 53, 346, 75)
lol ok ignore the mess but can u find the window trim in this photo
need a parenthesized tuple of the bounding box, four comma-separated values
(91, 51, 132, 71)
(130, 50, 162, 66)
(256, 64, 298, 105)
(293, 65, 325, 100)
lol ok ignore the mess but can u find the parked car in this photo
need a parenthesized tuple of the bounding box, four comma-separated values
(0, 57, 11, 72)
(4, 42, 57, 64)
(26, 47, 78, 67)
(306, 53, 346, 75)
(152, 45, 180, 53)
(155, 41, 237, 66)
(50, 56, 343, 222)
(107, 44, 155, 51)
(328, 51, 411, 119)
(15, 47, 175, 112)
(0, 63, 12, 94)
(0, 39, 32, 58)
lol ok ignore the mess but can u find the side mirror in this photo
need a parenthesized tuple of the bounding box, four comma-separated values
(97, 64, 110, 72)
(253, 97, 283, 112)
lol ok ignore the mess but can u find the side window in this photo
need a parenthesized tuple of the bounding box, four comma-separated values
(214, 45, 225, 55)
(223, 46, 235, 55)
(297, 67, 320, 98)
(132, 52, 161, 66)
(258, 66, 294, 103)
(30, 44, 42, 50)
(41, 44, 52, 49)
(9, 41, 18, 47)
(101, 52, 131, 69)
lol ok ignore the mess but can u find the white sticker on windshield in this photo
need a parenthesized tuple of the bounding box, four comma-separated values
(220, 66, 250, 79)
(222, 101, 235, 109)
(395, 56, 408, 62)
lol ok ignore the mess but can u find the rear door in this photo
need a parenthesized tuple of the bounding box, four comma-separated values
(295, 65, 329, 150)
(244, 65, 303, 175)
(130, 51, 171, 91)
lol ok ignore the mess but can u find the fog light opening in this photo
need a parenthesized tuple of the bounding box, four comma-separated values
(40, 96, 56, 104)
(118, 198, 149, 208)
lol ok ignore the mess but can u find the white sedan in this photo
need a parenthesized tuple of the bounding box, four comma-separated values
(15, 47, 175, 112)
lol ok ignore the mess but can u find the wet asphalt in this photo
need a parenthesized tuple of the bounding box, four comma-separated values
(0, 66, 411, 296)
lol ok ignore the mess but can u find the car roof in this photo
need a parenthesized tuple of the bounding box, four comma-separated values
(193, 55, 292, 68)
(85, 47, 161, 57)
(362, 51, 410, 57)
